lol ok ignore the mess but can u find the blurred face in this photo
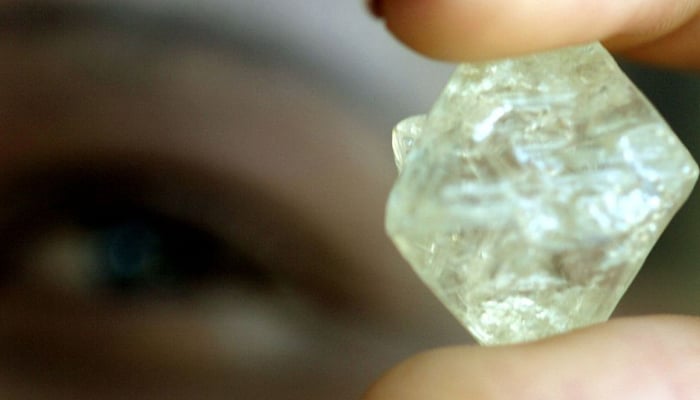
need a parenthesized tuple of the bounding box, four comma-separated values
(0, 2, 465, 399)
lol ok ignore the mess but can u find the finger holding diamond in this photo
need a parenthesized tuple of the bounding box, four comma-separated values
(379, 0, 700, 69)
(363, 316, 700, 400)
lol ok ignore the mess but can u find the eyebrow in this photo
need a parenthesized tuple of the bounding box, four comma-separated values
(0, 2, 323, 83)
(1, 1, 380, 121)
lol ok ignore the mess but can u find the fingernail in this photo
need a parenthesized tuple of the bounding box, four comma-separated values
(366, 0, 384, 18)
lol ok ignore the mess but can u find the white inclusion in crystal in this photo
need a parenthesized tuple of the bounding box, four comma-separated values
(385, 42, 699, 346)
(473, 105, 513, 142)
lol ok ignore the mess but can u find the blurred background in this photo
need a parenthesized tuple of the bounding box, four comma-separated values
(0, 1, 697, 399)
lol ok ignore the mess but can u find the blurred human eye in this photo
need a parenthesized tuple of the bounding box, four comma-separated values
(0, 2, 698, 399)
(0, 166, 272, 298)
(0, 164, 375, 400)
(0, 3, 464, 399)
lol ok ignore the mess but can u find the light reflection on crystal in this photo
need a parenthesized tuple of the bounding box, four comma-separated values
(386, 43, 698, 345)
(392, 115, 425, 173)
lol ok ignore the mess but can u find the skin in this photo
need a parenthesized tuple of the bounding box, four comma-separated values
(364, 316, 700, 399)
(373, 0, 700, 69)
(0, 1, 697, 398)
(365, 1, 700, 398)
(0, 3, 467, 398)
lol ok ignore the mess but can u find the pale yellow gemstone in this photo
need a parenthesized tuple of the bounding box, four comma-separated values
(386, 43, 698, 345)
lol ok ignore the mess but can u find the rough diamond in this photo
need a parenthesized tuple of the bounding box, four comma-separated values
(386, 43, 698, 345)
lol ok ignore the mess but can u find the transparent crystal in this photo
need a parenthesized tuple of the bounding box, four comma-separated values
(386, 43, 698, 346)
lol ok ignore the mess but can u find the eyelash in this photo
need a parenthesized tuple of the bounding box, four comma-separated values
(0, 166, 273, 299)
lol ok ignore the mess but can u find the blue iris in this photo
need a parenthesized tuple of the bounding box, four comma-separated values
(101, 222, 162, 288)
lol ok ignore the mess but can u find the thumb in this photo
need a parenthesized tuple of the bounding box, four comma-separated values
(363, 316, 700, 400)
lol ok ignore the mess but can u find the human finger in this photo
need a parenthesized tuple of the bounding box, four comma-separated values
(363, 315, 700, 399)
(374, 0, 700, 69)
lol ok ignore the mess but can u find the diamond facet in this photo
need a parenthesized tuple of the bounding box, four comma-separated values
(386, 43, 698, 345)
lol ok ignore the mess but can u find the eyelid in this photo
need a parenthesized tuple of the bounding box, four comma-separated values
(0, 10, 440, 326)
(0, 157, 352, 300)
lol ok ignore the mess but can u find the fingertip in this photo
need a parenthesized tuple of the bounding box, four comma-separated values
(381, 0, 699, 63)
(382, 0, 495, 61)
(361, 346, 495, 400)
(366, 0, 385, 19)
(363, 316, 700, 400)
(381, 0, 607, 61)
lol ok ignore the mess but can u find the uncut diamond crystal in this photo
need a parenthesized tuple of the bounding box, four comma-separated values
(386, 43, 698, 346)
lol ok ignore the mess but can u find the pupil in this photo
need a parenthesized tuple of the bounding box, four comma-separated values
(101, 222, 162, 291)
(86, 208, 225, 295)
